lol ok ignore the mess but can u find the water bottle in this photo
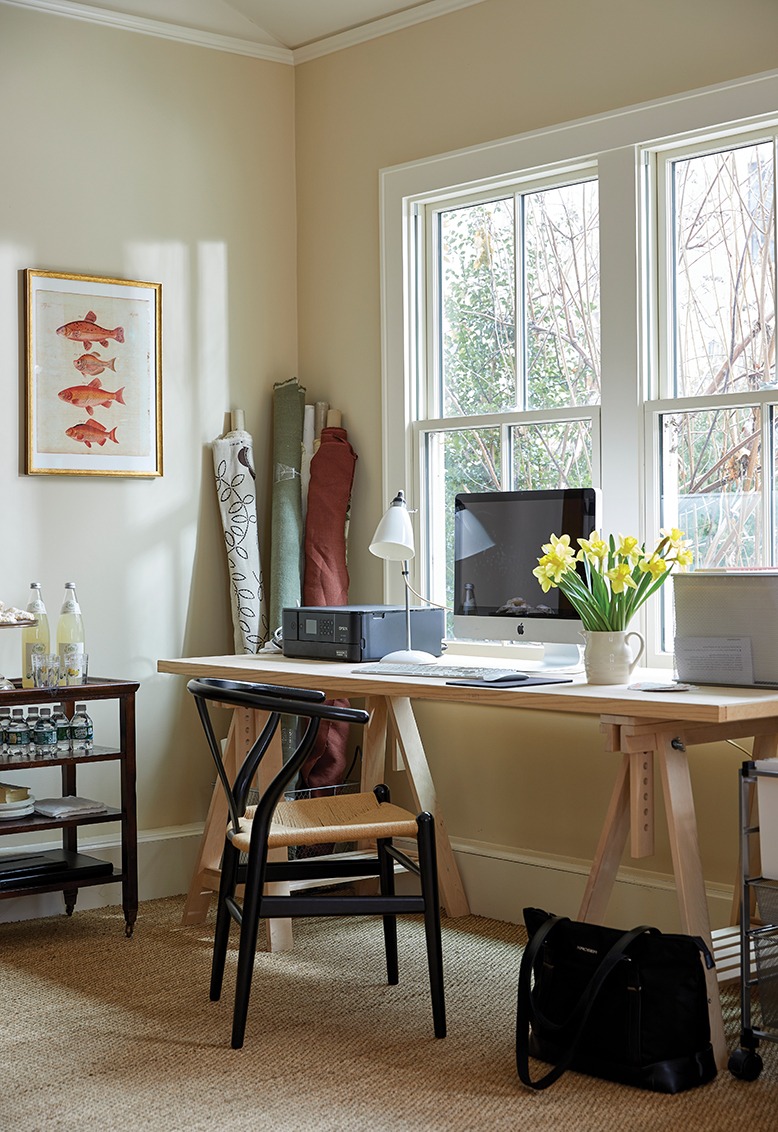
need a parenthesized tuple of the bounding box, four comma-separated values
(52, 703, 71, 754)
(21, 581, 50, 689)
(26, 707, 39, 753)
(33, 708, 57, 757)
(5, 709, 30, 758)
(0, 709, 11, 753)
(70, 703, 93, 752)
(56, 582, 85, 677)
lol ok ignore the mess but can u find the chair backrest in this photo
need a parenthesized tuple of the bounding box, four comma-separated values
(187, 678, 369, 833)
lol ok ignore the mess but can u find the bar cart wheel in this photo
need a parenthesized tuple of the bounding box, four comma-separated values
(728, 1046, 763, 1080)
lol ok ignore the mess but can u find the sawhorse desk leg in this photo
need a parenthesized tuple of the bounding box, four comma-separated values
(359, 695, 470, 918)
(579, 719, 727, 1071)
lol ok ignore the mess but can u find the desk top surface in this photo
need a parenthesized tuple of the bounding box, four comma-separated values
(157, 652, 778, 725)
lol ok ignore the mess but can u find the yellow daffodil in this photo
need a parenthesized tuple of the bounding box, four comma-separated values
(577, 531, 609, 564)
(616, 535, 641, 562)
(606, 562, 638, 593)
(660, 527, 693, 553)
(540, 532, 576, 563)
(638, 553, 668, 580)
(534, 534, 577, 588)
(674, 544, 694, 569)
(532, 562, 557, 593)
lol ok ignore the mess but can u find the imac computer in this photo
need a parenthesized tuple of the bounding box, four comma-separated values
(453, 488, 600, 669)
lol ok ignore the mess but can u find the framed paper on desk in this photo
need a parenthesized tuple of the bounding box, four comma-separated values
(25, 270, 162, 477)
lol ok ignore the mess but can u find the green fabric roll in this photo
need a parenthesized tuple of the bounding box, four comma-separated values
(269, 377, 306, 635)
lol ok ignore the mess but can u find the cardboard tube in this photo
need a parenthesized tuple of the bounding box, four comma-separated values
(326, 409, 342, 428)
(314, 401, 329, 439)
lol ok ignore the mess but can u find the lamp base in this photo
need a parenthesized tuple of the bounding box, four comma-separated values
(379, 649, 438, 664)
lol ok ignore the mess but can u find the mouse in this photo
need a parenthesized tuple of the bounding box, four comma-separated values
(481, 672, 529, 683)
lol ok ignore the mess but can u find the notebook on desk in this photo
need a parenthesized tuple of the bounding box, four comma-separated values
(673, 571, 778, 687)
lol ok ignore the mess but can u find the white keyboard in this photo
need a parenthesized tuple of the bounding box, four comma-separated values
(357, 662, 525, 681)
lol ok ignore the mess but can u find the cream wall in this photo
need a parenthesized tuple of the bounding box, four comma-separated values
(293, 0, 778, 926)
(0, 5, 296, 909)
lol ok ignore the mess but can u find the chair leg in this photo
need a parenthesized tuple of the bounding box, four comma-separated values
(210, 839, 240, 1002)
(417, 813, 446, 1038)
(231, 845, 268, 1049)
(378, 837, 399, 985)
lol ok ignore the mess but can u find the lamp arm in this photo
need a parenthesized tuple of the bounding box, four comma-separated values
(402, 576, 452, 612)
(402, 560, 412, 652)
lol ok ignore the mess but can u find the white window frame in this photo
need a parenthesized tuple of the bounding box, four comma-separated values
(379, 69, 778, 666)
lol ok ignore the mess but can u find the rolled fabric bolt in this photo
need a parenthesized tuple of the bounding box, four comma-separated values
(314, 401, 328, 439)
(326, 409, 342, 428)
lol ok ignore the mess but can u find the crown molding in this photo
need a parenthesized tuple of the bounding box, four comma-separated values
(292, 0, 486, 64)
(3, 0, 486, 64)
(0, 0, 294, 63)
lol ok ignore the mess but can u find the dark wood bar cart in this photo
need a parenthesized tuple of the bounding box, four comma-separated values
(0, 677, 139, 936)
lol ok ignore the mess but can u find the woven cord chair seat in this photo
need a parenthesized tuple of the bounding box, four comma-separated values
(230, 791, 421, 852)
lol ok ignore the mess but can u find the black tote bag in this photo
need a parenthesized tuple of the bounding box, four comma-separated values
(516, 907, 718, 1093)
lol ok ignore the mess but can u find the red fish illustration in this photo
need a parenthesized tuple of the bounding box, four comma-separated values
(66, 419, 119, 448)
(56, 311, 124, 349)
(74, 352, 117, 377)
(58, 377, 125, 416)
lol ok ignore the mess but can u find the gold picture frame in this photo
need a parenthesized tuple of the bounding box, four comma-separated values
(25, 270, 162, 476)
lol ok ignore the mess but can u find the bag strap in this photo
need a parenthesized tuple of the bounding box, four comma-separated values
(516, 916, 654, 1090)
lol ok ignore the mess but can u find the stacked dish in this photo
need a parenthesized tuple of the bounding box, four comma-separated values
(0, 783, 34, 819)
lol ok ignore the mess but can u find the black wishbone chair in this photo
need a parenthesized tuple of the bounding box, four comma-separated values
(187, 677, 446, 1049)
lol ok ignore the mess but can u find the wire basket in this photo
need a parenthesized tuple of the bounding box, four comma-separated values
(752, 881, 778, 1030)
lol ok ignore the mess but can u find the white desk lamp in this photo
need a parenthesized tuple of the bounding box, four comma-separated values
(369, 490, 436, 663)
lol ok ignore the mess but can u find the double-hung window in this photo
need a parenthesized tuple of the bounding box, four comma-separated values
(379, 71, 778, 663)
(648, 134, 777, 647)
(415, 174, 600, 636)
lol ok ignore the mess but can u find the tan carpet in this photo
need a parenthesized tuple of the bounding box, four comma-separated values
(1, 896, 775, 1131)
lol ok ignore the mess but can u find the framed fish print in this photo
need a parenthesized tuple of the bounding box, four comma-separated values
(25, 270, 162, 476)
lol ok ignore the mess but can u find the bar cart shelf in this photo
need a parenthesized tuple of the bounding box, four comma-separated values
(729, 759, 778, 1080)
(0, 677, 138, 936)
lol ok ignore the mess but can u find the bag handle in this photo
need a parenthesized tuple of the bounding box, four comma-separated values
(516, 915, 654, 1090)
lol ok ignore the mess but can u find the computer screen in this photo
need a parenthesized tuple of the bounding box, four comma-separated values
(453, 488, 600, 666)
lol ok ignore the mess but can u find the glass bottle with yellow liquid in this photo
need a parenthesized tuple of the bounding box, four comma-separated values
(56, 581, 85, 681)
(21, 582, 50, 688)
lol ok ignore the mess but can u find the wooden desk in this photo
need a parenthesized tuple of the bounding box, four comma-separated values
(158, 652, 778, 1069)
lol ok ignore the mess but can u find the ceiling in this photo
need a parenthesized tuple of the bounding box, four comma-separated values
(7, 0, 485, 61)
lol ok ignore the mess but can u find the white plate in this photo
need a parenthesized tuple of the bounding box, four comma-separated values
(0, 804, 35, 819)
(0, 794, 35, 811)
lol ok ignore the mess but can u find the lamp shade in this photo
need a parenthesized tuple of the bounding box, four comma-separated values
(369, 490, 415, 561)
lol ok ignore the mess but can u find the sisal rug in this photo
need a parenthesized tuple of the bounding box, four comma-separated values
(1, 897, 776, 1131)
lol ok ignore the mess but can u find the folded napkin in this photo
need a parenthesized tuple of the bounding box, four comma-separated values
(34, 797, 108, 818)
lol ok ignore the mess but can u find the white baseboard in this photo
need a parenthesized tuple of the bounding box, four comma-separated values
(450, 837, 735, 933)
(0, 826, 735, 935)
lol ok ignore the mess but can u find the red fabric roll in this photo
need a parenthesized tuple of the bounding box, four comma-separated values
(300, 426, 358, 789)
(303, 427, 357, 605)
